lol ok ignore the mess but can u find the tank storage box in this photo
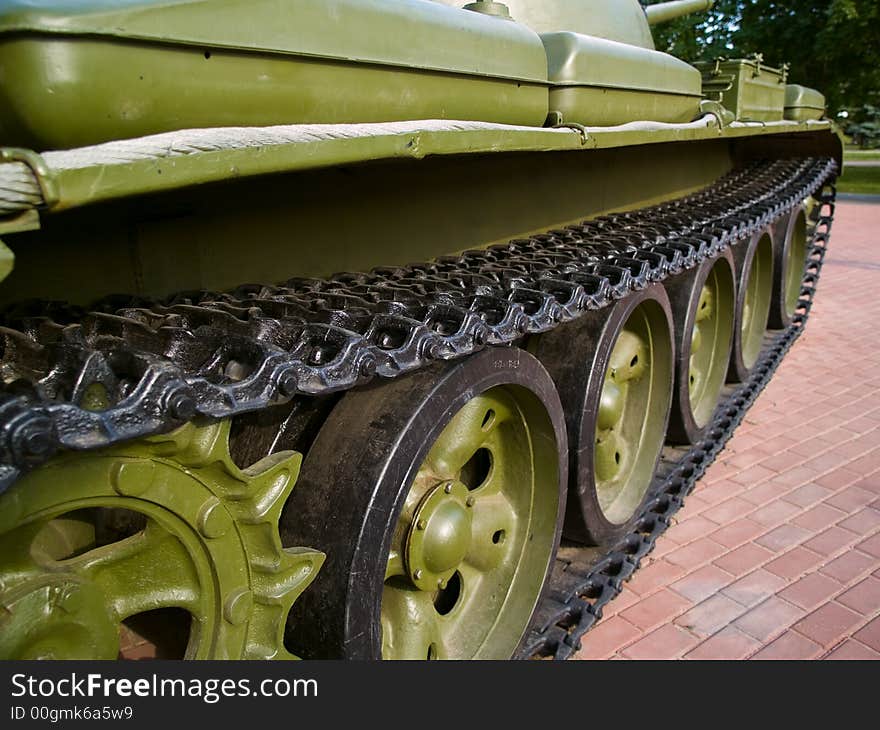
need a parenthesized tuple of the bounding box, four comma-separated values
(0, 0, 550, 150)
(784, 84, 826, 121)
(694, 57, 788, 122)
(541, 32, 704, 126)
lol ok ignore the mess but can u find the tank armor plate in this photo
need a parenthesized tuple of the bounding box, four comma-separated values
(542, 32, 703, 126)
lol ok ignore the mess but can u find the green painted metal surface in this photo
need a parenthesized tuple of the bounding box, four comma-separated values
(594, 300, 673, 525)
(0, 421, 323, 660)
(0, 0, 549, 149)
(0, 0, 547, 79)
(434, 0, 657, 49)
(0, 140, 734, 306)
(696, 57, 788, 122)
(0, 239, 12, 283)
(380, 386, 559, 659)
(542, 31, 703, 125)
(0, 0, 728, 149)
(784, 84, 826, 122)
(0, 120, 836, 218)
(645, 0, 714, 26)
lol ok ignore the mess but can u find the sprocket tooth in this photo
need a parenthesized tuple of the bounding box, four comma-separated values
(252, 547, 324, 609)
(247, 547, 324, 661)
(240, 522, 284, 572)
(175, 419, 242, 471)
(236, 452, 302, 524)
(126, 422, 200, 458)
(243, 606, 296, 660)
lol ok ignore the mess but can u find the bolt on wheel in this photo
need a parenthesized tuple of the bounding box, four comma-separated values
(666, 251, 736, 444)
(281, 348, 567, 659)
(533, 284, 674, 546)
(729, 230, 774, 382)
(0, 421, 322, 660)
(769, 206, 809, 328)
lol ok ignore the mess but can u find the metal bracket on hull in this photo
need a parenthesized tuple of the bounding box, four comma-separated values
(0, 147, 58, 210)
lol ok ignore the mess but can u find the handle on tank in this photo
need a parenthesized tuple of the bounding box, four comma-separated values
(644, 0, 714, 25)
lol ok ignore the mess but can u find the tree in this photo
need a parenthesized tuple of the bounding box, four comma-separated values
(846, 105, 880, 148)
(648, 0, 741, 61)
(646, 0, 880, 114)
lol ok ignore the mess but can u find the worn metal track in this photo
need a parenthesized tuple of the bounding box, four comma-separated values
(517, 179, 837, 659)
(0, 157, 837, 495)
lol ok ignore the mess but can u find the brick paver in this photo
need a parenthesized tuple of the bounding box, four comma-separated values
(574, 199, 880, 661)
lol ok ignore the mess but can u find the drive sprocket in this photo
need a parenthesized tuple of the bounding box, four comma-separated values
(0, 419, 323, 659)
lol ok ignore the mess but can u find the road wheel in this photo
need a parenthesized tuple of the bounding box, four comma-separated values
(665, 252, 736, 444)
(729, 230, 774, 382)
(533, 284, 674, 546)
(281, 348, 567, 659)
(770, 206, 809, 328)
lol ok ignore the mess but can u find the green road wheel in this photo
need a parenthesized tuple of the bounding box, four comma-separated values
(769, 206, 809, 328)
(729, 230, 774, 382)
(281, 348, 566, 659)
(666, 251, 736, 445)
(0, 421, 322, 660)
(533, 283, 674, 546)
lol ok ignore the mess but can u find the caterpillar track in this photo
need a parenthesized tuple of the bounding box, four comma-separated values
(521, 167, 836, 659)
(0, 157, 835, 487)
(0, 155, 837, 659)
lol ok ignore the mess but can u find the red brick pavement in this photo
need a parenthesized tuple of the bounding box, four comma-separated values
(575, 198, 880, 660)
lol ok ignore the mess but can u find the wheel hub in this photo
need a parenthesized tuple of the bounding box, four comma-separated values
(406, 481, 474, 590)
(378, 381, 561, 660)
(597, 380, 624, 431)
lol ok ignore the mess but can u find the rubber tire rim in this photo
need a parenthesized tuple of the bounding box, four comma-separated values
(665, 251, 736, 445)
(532, 283, 674, 547)
(729, 230, 774, 382)
(280, 348, 567, 659)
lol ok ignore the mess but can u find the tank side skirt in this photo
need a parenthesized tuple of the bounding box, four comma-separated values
(0, 118, 837, 217)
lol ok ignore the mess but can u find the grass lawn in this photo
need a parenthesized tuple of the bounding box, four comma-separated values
(838, 157, 880, 195)
(843, 149, 880, 161)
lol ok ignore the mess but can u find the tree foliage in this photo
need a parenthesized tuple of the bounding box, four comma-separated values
(647, 0, 880, 114)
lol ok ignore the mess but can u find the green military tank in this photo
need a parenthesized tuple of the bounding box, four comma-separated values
(0, 0, 841, 660)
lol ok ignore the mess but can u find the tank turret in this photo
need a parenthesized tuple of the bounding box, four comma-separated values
(645, 0, 715, 25)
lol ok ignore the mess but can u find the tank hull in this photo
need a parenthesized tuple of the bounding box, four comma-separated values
(0, 0, 847, 663)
